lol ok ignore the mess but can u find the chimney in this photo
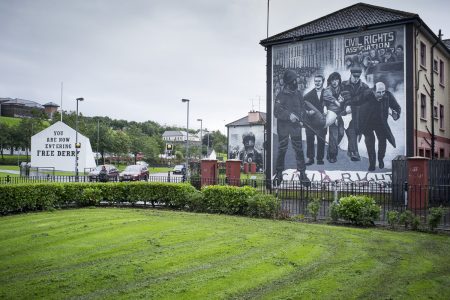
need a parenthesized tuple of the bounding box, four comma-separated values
(248, 111, 261, 123)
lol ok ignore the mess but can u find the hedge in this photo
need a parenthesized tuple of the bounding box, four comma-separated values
(0, 182, 279, 219)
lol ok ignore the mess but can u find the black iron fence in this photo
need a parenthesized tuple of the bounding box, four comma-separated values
(1, 174, 449, 228)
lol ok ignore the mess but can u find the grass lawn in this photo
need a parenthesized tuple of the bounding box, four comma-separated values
(0, 172, 19, 177)
(0, 116, 22, 126)
(1, 208, 450, 299)
(149, 167, 172, 174)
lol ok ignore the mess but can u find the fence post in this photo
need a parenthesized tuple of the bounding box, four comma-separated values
(333, 181, 338, 202)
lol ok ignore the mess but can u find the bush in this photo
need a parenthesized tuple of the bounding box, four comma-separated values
(0, 155, 27, 165)
(201, 185, 257, 214)
(246, 194, 280, 218)
(399, 210, 421, 231)
(185, 190, 205, 212)
(307, 198, 321, 221)
(0, 181, 277, 220)
(428, 206, 445, 232)
(81, 187, 103, 206)
(386, 210, 400, 229)
(337, 195, 380, 226)
(329, 201, 340, 223)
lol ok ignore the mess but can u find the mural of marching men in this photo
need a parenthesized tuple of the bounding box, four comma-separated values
(271, 26, 405, 182)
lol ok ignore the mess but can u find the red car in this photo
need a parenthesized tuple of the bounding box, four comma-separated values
(119, 165, 149, 181)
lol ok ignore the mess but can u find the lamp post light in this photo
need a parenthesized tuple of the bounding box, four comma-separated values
(75, 97, 84, 181)
(197, 118, 202, 158)
(181, 99, 190, 175)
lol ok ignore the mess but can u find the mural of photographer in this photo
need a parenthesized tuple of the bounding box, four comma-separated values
(271, 26, 405, 182)
(228, 127, 264, 172)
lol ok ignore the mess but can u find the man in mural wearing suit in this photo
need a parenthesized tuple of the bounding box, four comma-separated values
(238, 132, 263, 172)
(274, 69, 310, 185)
(342, 66, 370, 162)
(359, 82, 401, 171)
(303, 75, 326, 165)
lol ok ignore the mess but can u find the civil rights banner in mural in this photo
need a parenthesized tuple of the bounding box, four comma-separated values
(271, 25, 405, 183)
(228, 125, 265, 172)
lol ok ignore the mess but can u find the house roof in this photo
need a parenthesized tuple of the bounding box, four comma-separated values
(443, 39, 450, 51)
(261, 3, 416, 46)
(0, 98, 44, 109)
(162, 130, 184, 137)
(43, 102, 60, 107)
(261, 3, 450, 57)
(226, 112, 267, 127)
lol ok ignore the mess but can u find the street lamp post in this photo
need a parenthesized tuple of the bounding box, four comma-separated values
(197, 118, 202, 158)
(181, 99, 190, 175)
(75, 97, 84, 181)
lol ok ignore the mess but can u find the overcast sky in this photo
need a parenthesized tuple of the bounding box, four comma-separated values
(1, 0, 448, 133)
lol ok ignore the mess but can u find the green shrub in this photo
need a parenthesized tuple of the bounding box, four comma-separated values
(386, 210, 400, 229)
(428, 206, 445, 232)
(201, 185, 257, 214)
(337, 195, 380, 226)
(329, 201, 339, 223)
(185, 190, 205, 212)
(0, 155, 27, 165)
(246, 194, 280, 218)
(399, 210, 421, 231)
(81, 187, 103, 206)
(307, 198, 321, 221)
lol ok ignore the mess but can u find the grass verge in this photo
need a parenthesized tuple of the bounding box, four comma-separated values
(1, 208, 449, 299)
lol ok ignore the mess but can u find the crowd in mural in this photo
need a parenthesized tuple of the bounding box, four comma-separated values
(272, 29, 405, 183)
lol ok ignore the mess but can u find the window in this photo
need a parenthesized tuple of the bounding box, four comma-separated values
(433, 106, 438, 119)
(419, 148, 425, 157)
(420, 94, 427, 119)
(439, 148, 445, 158)
(440, 105, 445, 129)
(434, 59, 438, 72)
(425, 149, 431, 158)
(420, 42, 427, 67)
(440, 60, 445, 85)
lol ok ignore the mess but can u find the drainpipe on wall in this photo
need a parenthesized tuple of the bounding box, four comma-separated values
(429, 29, 442, 160)
(414, 23, 422, 156)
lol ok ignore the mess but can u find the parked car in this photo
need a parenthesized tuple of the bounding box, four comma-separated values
(88, 165, 119, 182)
(172, 164, 186, 174)
(136, 161, 149, 168)
(119, 165, 149, 181)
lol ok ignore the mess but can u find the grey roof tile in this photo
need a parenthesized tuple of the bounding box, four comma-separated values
(443, 39, 450, 50)
(261, 3, 417, 45)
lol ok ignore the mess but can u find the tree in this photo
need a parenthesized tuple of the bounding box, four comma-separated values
(0, 123, 13, 158)
(110, 130, 130, 162)
(209, 130, 227, 154)
(125, 125, 146, 164)
(14, 118, 47, 161)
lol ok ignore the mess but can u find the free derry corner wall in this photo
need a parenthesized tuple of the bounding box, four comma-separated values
(266, 26, 407, 183)
(31, 121, 96, 172)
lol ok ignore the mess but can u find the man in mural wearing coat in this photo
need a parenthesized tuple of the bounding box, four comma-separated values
(303, 75, 326, 166)
(274, 69, 310, 185)
(359, 82, 401, 171)
(342, 66, 370, 162)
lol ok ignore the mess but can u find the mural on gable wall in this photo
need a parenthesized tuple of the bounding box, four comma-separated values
(271, 26, 405, 183)
(228, 125, 265, 172)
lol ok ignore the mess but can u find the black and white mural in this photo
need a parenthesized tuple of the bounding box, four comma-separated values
(228, 125, 265, 171)
(271, 26, 405, 182)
